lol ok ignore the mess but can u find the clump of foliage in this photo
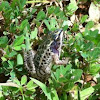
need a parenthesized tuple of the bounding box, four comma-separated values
(0, 0, 100, 100)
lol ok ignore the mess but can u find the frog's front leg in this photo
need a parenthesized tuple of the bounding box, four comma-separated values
(53, 53, 69, 65)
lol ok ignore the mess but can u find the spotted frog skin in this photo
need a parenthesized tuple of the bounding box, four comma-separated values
(23, 29, 69, 82)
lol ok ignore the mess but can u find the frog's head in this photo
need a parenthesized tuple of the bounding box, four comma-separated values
(49, 29, 63, 41)
(49, 29, 63, 55)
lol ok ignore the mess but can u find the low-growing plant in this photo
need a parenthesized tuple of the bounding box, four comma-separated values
(0, 0, 100, 100)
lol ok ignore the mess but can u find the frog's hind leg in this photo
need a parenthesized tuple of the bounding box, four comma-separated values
(23, 49, 36, 75)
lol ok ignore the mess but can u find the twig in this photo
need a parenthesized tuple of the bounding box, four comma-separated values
(0, 82, 19, 88)
(0, 48, 6, 55)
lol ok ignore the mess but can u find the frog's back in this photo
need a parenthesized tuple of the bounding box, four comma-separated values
(33, 39, 53, 81)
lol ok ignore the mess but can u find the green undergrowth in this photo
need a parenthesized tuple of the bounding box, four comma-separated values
(0, 0, 100, 100)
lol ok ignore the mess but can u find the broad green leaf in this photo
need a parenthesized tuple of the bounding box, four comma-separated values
(14, 44, 25, 51)
(84, 42, 93, 51)
(13, 35, 24, 47)
(79, 51, 88, 59)
(51, 87, 59, 100)
(85, 21, 94, 29)
(10, 70, 16, 79)
(24, 27, 31, 51)
(62, 92, 67, 100)
(0, 1, 11, 11)
(89, 64, 100, 75)
(37, 11, 46, 20)
(1, 57, 7, 62)
(31, 9, 37, 14)
(31, 78, 52, 100)
(53, 65, 72, 82)
(63, 82, 74, 92)
(13, 78, 20, 85)
(47, 6, 55, 15)
(71, 69, 83, 82)
(17, 54, 23, 65)
(30, 28, 38, 39)
(0, 36, 8, 47)
(21, 75, 27, 85)
(62, 21, 69, 30)
(8, 51, 17, 57)
(11, 0, 19, 9)
(89, 48, 100, 60)
(54, 7, 60, 14)
(60, 65, 71, 76)
(54, 68, 60, 80)
(26, 80, 37, 91)
(43, 19, 51, 30)
(72, 23, 79, 32)
(89, 30, 99, 37)
(80, 15, 88, 23)
(50, 19, 58, 30)
(44, 19, 58, 30)
(19, 20, 29, 31)
(80, 87, 94, 100)
(66, 0, 78, 15)
(14, 45, 22, 51)
(8, 60, 14, 68)
(19, 0, 26, 9)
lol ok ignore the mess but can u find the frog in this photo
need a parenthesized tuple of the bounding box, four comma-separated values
(23, 29, 69, 82)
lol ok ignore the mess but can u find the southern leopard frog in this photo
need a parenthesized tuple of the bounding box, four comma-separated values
(23, 29, 69, 82)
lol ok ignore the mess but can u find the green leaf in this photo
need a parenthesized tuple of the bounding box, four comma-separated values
(0, 1, 11, 11)
(80, 87, 94, 100)
(50, 19, 58, 30)
(85, 21, 94, 29)
(53, 65, 71, 82)
(26, 80, 37, 91)
(13, 78, 20, 85)
(8, 50, 17, 57)
(80, 15, 88, 23)
(66, 0, 78, 15)
(84, 42, 93, 51)
(19, 19, 29, 31)
(43, 19, 51, 30)
(50, 87, 59, 100)
(71, 69, 83, 82)
(89, 30, 99, 37)
(1, 57, 7, 62)
(48, 6, 55, 15)
(30, 28, 38, 39)
(19, 0, 26, 9)
(21, 75, 27, 85)
(89, 64, 100, 75)
(72, 23, 79, 32)
(37, 11, 46, 20)
(17, 54, 23, 65)
(54, 68, 60, 80)
(14, 44, 25, 51)
(44, 19, 58, 30)
(89, 48, 100, 60)
(0, 36, 8, 47)
(31, 9, 37, 14)
(13, 35, 24, 47)
(54, 7, 60, 14)
(8, 60, 14, 68)
(10, 70, 16, 79)
(31, 78, 52, 100)
(79, 51, 88, 59)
